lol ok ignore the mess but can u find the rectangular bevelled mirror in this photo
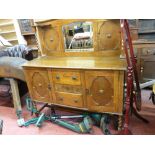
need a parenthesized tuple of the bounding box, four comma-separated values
(62, 21, 94, 52)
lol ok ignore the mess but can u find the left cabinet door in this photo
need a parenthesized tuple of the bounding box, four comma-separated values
(24, 68, 52, 103)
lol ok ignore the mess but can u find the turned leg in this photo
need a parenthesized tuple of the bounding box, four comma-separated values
(9, 78, 25, 126)
(118, 115, 122, 131)
(120, 67, 133, 135)
(32, 101, 40, 117)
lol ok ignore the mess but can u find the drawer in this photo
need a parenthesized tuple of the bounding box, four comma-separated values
(55, 92, 83, 108)
(52, 70, 81, 85)
(55, 84, 82, 94)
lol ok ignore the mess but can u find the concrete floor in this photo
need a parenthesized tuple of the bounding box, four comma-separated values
(0, 88, 155, 135)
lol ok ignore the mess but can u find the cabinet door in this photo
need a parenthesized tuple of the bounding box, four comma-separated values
(97, 20, 121, 51)
(41, 24, 60, 53)
(24, 68, 52, 103)
(85, 71, 123, 113)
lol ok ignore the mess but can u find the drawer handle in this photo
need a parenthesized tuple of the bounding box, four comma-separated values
(74, 99, 78, 103)
(50, 37, 54, 41)
(106, 33, 112, 38)
(99, 89, 104, 94)
(72, 76, 77, 80)
(38, 83, 42, 87)
(86, 88, 90, 95)
(59, 97, 63, 101)
(48, 84, 52, 90)
(56, 75, 60, 79)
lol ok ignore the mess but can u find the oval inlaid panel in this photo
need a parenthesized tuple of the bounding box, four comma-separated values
(43, 26, 59, 52)
(32, 72, 48, 98)
(98, 20, 120, 50)
(90, 76, 114, 106)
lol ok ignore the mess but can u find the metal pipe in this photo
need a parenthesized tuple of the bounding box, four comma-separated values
(137, 80, 155, 89)
(51, 115, 85, 119)
(52, 119, 81, 133)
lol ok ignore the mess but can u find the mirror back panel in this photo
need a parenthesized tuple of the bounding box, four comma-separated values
(35, 19, 122, 57)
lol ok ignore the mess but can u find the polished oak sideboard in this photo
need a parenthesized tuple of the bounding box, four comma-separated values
(22, 19, 126, 115)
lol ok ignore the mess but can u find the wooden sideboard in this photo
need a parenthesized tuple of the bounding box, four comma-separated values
(133, 40, 155, 81)
(22, 19, 126, 115)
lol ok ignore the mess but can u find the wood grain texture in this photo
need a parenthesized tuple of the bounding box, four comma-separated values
(34, 19, 123, 57)
(85, 71, 115, 113)
(55, 92, 83, 108)
(24, 68, 52, 103)
(52, 70, 81, 85)
(22, 56, 126, 70)
(23, 19, 126, 115)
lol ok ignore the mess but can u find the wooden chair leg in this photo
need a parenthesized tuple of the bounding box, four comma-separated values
(9, 78, 25, 126)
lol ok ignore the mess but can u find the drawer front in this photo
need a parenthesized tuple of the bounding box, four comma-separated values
(55, 84, 82, 94)
(52, 70, 81, 85)
(55, 92, 83, 108)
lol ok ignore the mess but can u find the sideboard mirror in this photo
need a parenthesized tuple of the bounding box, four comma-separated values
(62, 21, 94, 52)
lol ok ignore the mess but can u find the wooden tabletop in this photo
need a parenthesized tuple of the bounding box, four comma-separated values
(22, 56, 127, 71)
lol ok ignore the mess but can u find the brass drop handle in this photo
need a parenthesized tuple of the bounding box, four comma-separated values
(59, 97, 63, 101)
(48, 84, 52, 90)
(56, 75, 60, 79)
(86, 88, 91, 95)
(74, 99, 78, 103)
(38, 83, 42, 87)
(50, 37, 54, 41)
(106, 33, 112, 38)
(99, 89, 104, 94)
(72, 76, 77, 80)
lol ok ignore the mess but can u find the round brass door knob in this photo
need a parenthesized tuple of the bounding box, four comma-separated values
(38, 83, 42, 87)
(99, 89, 104, 93)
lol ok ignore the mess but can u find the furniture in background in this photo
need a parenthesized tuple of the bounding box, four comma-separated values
(0, 45, 35, 126)
(133, 40, 155, 81)
(0, 19, 18, 45)
(128, 19, 155, 82)
(128, 20, 155, 107)
(18, 19, 38, 58)
(0, 57, 27, 126)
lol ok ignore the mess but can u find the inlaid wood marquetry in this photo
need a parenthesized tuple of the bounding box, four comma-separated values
(97, 20, 121, 51)
(90, 76, 114, 106)
(24, 68, 52, 103)
(42, 25, 60, 52)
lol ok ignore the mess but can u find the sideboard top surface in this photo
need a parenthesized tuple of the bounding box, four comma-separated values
(22, 56, 126, 70)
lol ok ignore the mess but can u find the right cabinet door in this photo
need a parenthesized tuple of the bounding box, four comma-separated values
(85, 71, 124, 114)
